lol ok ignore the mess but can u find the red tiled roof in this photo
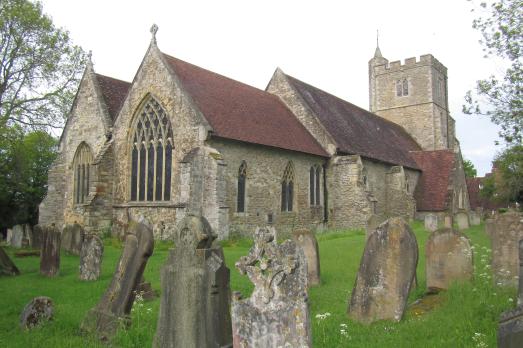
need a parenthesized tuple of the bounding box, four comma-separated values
(411, 150, 455, 211)
(466, 176, 504, 211)
(95, 73, 130, 122)
(283, 75, 421, 169)
(162, 54, 328, 157)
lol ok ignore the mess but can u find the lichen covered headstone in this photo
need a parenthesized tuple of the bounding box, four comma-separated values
(62, 223, 85, 255)
(231, 226, 311, 347)
(490, 212, 523, 287)
(426, 228, 473, 291)
(81, 218, 154, 340)
(455, 212, 470, 230)
(20, 297, 53, 329)
(292, 229, 320, 286)
(469, 211, 481, 226)
(348, 217, 418, 324)
(79, 234, 104, 281)
(154, 215, 232, 348)
(39, 224, 61, 277)
(0, 246, 20, 276)
(10, 225, 24, 248)
(424, 214, 439, 232)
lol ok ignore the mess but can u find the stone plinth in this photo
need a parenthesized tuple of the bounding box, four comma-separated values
(79, 234, 104, 281)
(39, 225, 61, 277)
(292, 229, 320, 286)
(490, 212, 523, 287)
(424, 214, 439, 232)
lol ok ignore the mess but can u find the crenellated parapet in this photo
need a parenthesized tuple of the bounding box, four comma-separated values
(373, 54, 447, 75)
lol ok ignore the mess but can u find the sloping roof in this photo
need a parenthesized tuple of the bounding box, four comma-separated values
(95, 73, 130, 122)
(411, 150, 455, 211)
(162, 54, 328, 157)
(284, 74, 421, 169)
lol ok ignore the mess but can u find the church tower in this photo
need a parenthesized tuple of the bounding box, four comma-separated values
(368, 47, 455, 151)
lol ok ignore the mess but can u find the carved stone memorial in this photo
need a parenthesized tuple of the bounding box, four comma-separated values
(81, 218, 154, 340)
(39, 224, 61, 277)
(348, 217, 418, 324)
(154, 215, 232, 348)
(79, 234, 104, 281)
(424, 214, 439, 232)
(0, 246, 20, 276)
(292, 229, 320, 286)
(426, 228, 473, 291)
(455, 212, 470, 230)
(490, 212, 523, 286)
(231, 226, 311, 348)
(62, 223, 85, 255)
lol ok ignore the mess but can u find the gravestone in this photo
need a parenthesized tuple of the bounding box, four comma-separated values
(6, 229, 12, 246)
(424, 214, 439, 232)
(79, 234, 104, 281)
(81, 217, 154, 340)
(231, 226, 311, 347)
(136, 277, 156, 301)
(292, 229, 320, 286)
(348, 217, 418, 324)
(20, 297, 54, 329)
(154, 215, 232, 348)
(485, 218, 495, 237)
(455, 212, 470, 230)
(11, 225, 24, 248)
(490, 212, 523, 286)
(39, 224, 61, 277)
(366, 215, 385, 239)
(426, 228, 473, 291)
(444, 215, 453, 228)
(31, 227, 43, 249)
(62, 223, 85, 255)
(469, 211, 481, 226)
(0, 246, 20, 276)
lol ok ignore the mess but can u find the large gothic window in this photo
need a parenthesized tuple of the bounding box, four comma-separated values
(130, 96, 173, 202)
(237, 161, 247, 213)
(73, 142, 93, 204)
(309, 165, 321, 206)
(281, 161, 294, 212)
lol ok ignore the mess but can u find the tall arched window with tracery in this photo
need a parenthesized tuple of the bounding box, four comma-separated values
(310, 165, 321, 206)
(237, 161, 247, 212)
(73, 142, 93, 204)
(130, 96, 173, 202)
(281, 161, 295, 212)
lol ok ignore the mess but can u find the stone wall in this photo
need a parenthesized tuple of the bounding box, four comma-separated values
(39, 153, 66, 226)
(385, 166, 418, 221)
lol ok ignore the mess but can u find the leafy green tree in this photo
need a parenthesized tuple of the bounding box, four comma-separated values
(463, 158, 478, 177)
(464, 0, 523, 144)
(0, 0, 85, 129)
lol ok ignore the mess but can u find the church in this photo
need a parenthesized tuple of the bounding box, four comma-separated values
(39, 26, 470, 239)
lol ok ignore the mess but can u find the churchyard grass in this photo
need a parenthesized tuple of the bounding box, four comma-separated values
(0, 222, 515, 347)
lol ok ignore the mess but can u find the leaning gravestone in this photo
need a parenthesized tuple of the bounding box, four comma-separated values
(424, 214, 439, 232)
(154, 215, 232, 348)
(39, 225, 61, 277)
(0, 246, 20, 276)
(11, 225, 24, 248)
(62, 223, 84, 255)
(490, 212, 523, 287)
(79, 234, 104, 281)
(426, 228, 473, 291)
(81, 217, 154, 341)
(455, 212, 470, 230)
(20, 297, 54, 329)
(292, 229, 320, 286)
(348, 217, 418, 324)
(231, 226, 311, 347)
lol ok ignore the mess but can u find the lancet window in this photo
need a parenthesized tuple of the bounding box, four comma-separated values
(237, 161, 247, 213)
(281, 161, 295, 212)
(73, 142, 93, 204)
(309, 165, 321, 206)
(396, 78, 409, 96)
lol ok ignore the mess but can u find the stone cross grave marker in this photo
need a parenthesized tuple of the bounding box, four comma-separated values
(62, 223, 85, 255)
(231, 226, 311, 347)
(39, 224, 61, 277)
(348, 217, 418, 324)
(0, 246, 20, 276)
(81, 218, 154, 341)
(426, 228, 473, 291)
(455, 212, 470, 230)
(292, 229, 320, 286)
(154, 215, 232, 348)
(424, 214, 439, 232)
(490, 212, 523, 287)
(79, 234, 104, 281)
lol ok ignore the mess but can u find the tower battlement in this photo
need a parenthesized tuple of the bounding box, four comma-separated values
(374, 54, 447, 75)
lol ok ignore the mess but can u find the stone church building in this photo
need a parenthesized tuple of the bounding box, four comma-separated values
(39, 28, 470, 239)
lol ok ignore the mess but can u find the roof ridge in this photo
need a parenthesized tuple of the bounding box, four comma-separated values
(94, 73, 131, 85)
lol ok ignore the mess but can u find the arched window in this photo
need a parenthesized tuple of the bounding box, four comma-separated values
(396, 78, 409, 97)
(130, 96, 173, 202)
(281, 161, 294, 212)
(402, 78, 409, 96)
(237, 161, 247, 213)
(73, 142, 93, 204)
(309, 165, 321, 206)
(396, 80, 402, 97)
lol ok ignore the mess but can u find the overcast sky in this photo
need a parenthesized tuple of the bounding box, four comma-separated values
(41, 0, 503, 175)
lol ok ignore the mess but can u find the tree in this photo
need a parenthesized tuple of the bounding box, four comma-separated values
(464, 0, 523, 144)
(463, 158, 478, 177)
(0, 0, 85, 129)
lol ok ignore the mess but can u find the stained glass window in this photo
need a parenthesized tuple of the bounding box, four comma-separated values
(73, 142, 93, 204)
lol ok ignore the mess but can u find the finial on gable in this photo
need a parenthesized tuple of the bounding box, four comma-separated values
(150, 24, 159, 44)
(86, 50, 94, 70)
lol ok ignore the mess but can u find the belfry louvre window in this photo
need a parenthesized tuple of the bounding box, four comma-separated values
(130, 97, 173, 202)
(73, 142, 93, 204)
(396, 79, 409, 97)
(309, 165, 321, 206)
(281, 161, 294, 212)
(237, 161, 247, 212)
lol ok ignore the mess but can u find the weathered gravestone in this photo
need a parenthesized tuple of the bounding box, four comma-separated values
(348, 217, 418, 324)
(31, 226, 43, 249)
(11, 224, 25, 248)
(20, 297, 54, 329)
(39, 224, 61, 277)
(136, 276, 156, 301)
(79, 234, 104, 281)
(292, 229, 320, 286)
(469, 211, 481, 226)
(366, 215, 385, 239)
(62, 223, 85, 255)
(81, 218, 154, 340)
(444, 215, 453, 228)
(424, 214, 439, 232)
(0, 246, 20, 276)
(426, 228, 473, 291)
(455, 212, 470, 230)
(231, 226, 311, 347)
(497, 240, 523, 347)
(5, 229, 12, 246)
(154, 215, 232, 348)
(490, 212, 523, 286)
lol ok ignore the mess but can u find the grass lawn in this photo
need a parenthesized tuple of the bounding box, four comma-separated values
(0, 221, 516, 347)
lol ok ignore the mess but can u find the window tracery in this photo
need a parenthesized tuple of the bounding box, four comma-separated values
(73, 142, 93, 204)
(281, 161, 294, 212)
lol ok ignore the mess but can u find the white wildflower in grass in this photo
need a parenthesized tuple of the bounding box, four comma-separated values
(509, 298, 514, 302)
(315, 312, 331, 320)
(472, 332, 487, 348)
